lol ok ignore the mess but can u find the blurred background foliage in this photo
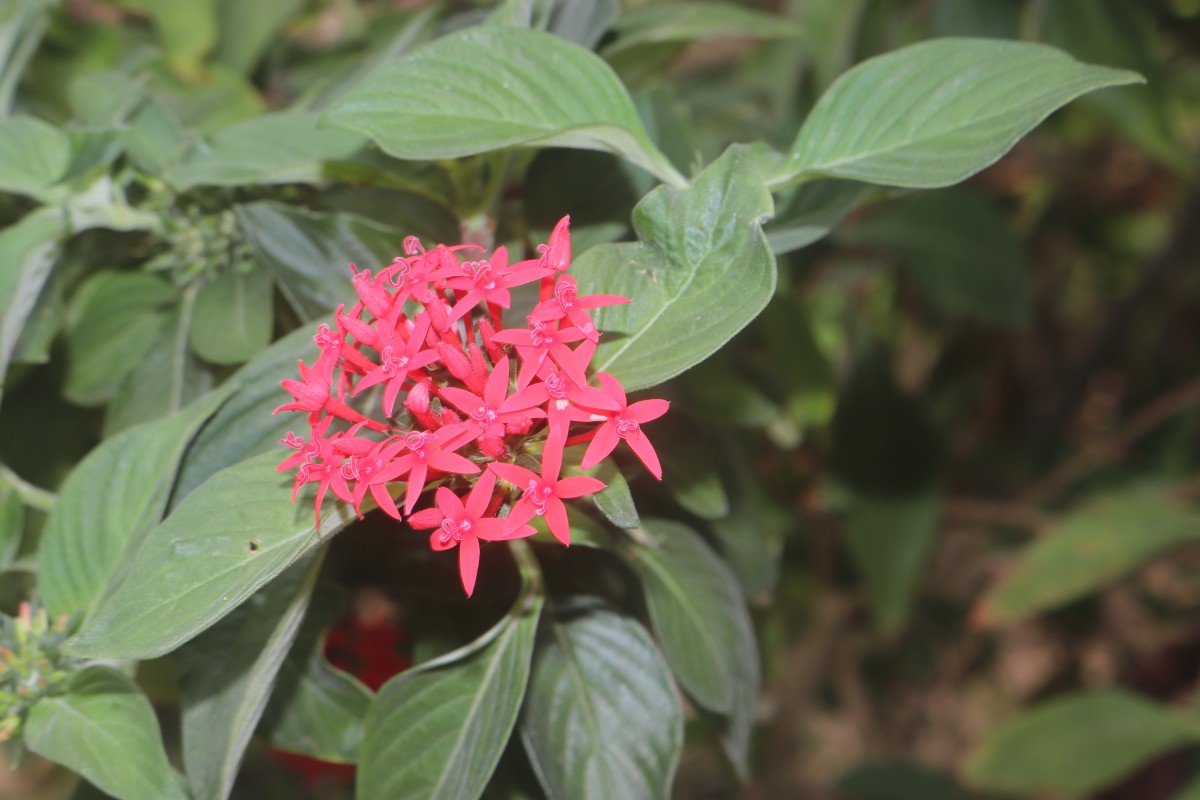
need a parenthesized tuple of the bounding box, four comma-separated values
(3, 0, 1200, 798)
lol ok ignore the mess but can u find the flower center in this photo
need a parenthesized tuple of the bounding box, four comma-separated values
(313, 324, 340, 353)
(523, 479, 554, 515)
(439, 517, 471, 544)
(403, 236, 425, 256)
(380, 346, 410, 376)
(555, 281, 577, 310)
(545, 372, 569, 400)
(280, 432, 305, 450)
(403, 430, 434, 454)
(471, 404, 498, 429)
(530, 320, 551, 348)
(616, 416, 640, 439)
(463, 260, 495, 290)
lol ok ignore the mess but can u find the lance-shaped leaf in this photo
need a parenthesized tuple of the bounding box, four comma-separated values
(980, 486, 1200, 626)
(601, 2, 802, 57)
(964, 690, 1200, 795)
(357, 586, 543, 800)
(38, 389, 230, 619)
(575, 144, 775, 391)
(776, 38, 1143, 189)
(323, 26, 686, 188)
(0, 208, 62, 402)
(25, 667, 187, 800)
(520, 604, 682, 800)
(178, 550, 324, 800)
(624, 519, 756, 714)
(66, 451, 356, 659)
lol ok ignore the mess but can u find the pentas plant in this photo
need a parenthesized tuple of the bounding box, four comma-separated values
(274, 216, 668, 596)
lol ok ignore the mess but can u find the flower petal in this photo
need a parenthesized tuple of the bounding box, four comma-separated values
(555, 476, 607, 499)
(458, 535, 480, 596)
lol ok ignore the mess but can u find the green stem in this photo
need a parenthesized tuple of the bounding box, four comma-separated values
(1, 466, 55, 513)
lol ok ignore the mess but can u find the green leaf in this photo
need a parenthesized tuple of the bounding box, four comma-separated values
(1041, 0, 1185, 170)
(547, 0, 618, 50)
(931, 0, 1019, 38)
(178, 550, 323, 800)
(625, 519, 756, 714)
(172, 322, 322, 503)
(838, 760, 962, 800)
(776, 38, 1143, 188)
(845, 490, 941, 634)
(64, 271, 176, 407)
(258, 597, 372, 763)
(189, 267, 273, 365)
(0, 476, 23, 570)
(565, 454, 638, 529)
(963, 690, 1198, 795)
(0, 208, 63, 401)
(708, 442, 786, 602)
(842, 189, 1030, 327)
(520, 604, 682, 800)
(237, 202, 402, 321)
(0, 0, 53, 118)
(0, 116, 70, 199)
(25, 667, 186, 800)
(68, 71, 145, 127)
(104, 302, 214, 436)
(116, 0, 217, 81)
(981, 486, 1200, 626)
(167, 112, 364, 190)
(358, 591, 543, 800)
(323, 26, 686, 188)
(656, 416, 728, 520)
(576, 144, 776, 391)
(66, 451, 357, 659)
(602, 2, 802, 57)
(213, 0, 304, 74)
(126, 97, 192, 175)
(38, 389, 231, 619)
(765, 179, 871, 255)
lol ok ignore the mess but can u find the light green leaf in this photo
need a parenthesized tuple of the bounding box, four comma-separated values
(358, 591, 543, 800)
(964, 690, 1199, 795)
(258, 597, 372, 764)
(104, 302, 214, 436)
(0, 116, 70, 199)
(520, 604, 682, 800)
(64, 271, 176, 407)
(777, 38, 1143, 188)
(38, 389, 230, 620)
(168, 112, 364, 190)
(213, 0, 304, 74)
(0, 208, 63, 401)
(547, 0, 618, 50)
(66, 451, 356, 659)
(172, 322, 322, 503)
(68, 71, 145, 127)
(237, 202, 401, 321)
(625, 519, 756, 714)
(576, 144, 775, 391)
(0, 0, 53, 118)
(323, 26, 686, 188)
(125, 98, 192, 175)
(843, 189, 1030, 327)
(116, 0, 217, 81)
(981, 486, 1200, 626)
(845, 490, 941, 634)
(25, 667, 187, 800)
(179, 550, 323, 800)
(602, 2, 802, 57)
(189, 267, 273, 366)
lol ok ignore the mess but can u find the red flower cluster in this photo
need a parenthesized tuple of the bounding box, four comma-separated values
(274, 217, 668, 595)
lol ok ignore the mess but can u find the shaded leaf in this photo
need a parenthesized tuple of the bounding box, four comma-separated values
(625, 519, 756, 714)
(64, 271, 175, 407)
(838, 760, 963, 800)
(358, 591, 543, 800)
(576, 145, 775, 391)
(213, 0, 305, 74)
(981, 486, 1200, 625)
(845, 490, 941, 634)
(237, 202, 401, 321)
(178, 550, 323, 800)
(25, 667, 186, 800)
(602, 2, 801, 57)
(0, 208, 63, 401)
(843, 189, 1030, 327)
(66, 451, 356, 659)
(963, 690, 1199, 795)
(520, 604, 682, 800)
(189, 267, 273, 365)
(765, 179, 871, 255)
(324, 26, 685, 187)
(777, 38, 1143, 188)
